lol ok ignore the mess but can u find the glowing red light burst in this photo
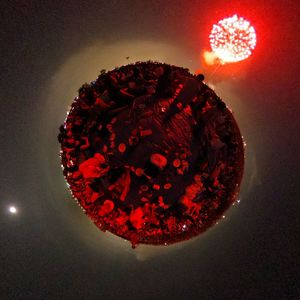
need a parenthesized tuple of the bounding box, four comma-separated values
(209, 14, 256, 63)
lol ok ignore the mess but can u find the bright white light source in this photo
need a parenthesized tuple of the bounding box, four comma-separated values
(209, 14, 256, 63)
(8, 206, 17, 214)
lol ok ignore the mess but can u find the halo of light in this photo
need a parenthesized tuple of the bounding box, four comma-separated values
(209, 14, 256, 63)
(8, 206, 17, 214)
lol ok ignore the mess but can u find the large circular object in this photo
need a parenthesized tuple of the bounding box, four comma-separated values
(58, 62, 244, 247)
(210, 14, 256, 63)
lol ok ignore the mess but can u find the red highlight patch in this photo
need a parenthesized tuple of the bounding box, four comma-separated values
(59, 61, 244, 248)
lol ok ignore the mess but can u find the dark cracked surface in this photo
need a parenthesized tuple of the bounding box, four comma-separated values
(59, 61, 244, 247)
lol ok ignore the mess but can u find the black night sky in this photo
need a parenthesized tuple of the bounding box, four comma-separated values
(0, 1, 299, 299)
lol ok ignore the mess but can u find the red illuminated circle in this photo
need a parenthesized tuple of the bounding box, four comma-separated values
(59, 62, 244, 247)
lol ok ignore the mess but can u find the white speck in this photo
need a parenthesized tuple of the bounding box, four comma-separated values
(237, 199, 241, 203)
(222, 215, 226, 219)
(8, 206, 17, 214)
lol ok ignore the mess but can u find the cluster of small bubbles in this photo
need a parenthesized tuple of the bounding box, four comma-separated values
(210, 14, 256, 63)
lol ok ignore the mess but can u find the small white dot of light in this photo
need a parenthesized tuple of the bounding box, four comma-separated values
(9, 206, 17, 214)
(222, 215, 226, 219)
(237, 199, 241, 203)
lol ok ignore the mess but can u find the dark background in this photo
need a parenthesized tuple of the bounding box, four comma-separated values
(0, 1, 299, 299)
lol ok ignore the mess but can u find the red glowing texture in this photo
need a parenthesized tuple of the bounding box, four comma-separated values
(59, 62, 244, 248)
(209, 14, 256, 63)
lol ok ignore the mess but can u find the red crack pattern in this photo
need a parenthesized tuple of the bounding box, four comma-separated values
(58, 61, 244, 248)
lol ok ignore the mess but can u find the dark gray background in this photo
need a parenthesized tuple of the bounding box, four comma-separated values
(0, 1, 299, 299)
